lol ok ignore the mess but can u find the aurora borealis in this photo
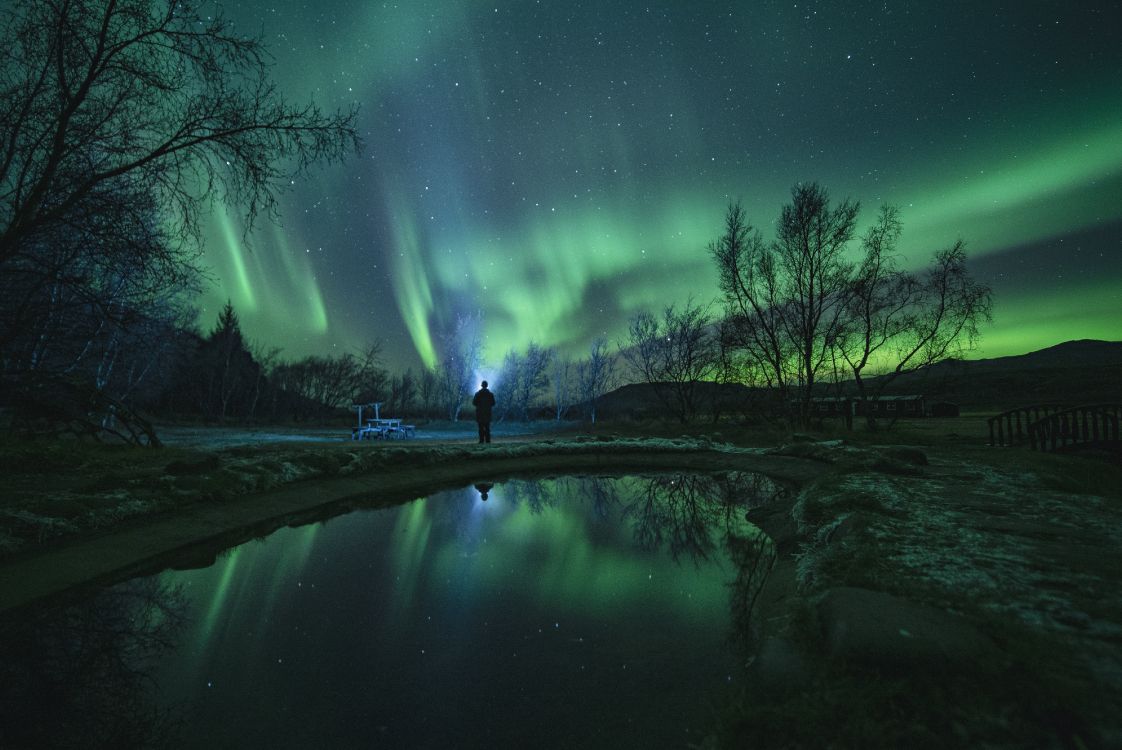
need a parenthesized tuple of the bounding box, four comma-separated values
(202, 1, 1122, 369)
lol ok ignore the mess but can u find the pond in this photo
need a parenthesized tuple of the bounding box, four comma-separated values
(0, 472, 785, 749)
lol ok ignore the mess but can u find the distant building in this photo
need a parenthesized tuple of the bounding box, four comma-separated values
(927, 400, 961, 417)
(863, 395, 926, 418)
(804, 395, 959, 419)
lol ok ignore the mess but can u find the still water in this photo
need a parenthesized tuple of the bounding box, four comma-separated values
(1, 473, 782, 749)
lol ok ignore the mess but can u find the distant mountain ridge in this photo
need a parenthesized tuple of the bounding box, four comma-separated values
(939, 339, 1122, 372)
(871, 339, 1122, 407)
(593, 340, 1122, 416)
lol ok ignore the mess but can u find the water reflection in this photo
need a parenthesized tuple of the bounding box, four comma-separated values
(1, 472, 784, 749)
(0, 579, 188, 749)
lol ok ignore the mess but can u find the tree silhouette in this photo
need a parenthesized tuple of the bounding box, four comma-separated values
(576, 337, 615, 424)
(622, 298, 718, 423)
(713, 184, 992, 427)
(0, 0, 358, 438)
(433, 312, 483, 421)
(0, 0, 358, 264)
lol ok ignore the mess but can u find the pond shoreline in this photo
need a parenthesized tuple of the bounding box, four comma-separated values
(5, 432, 1120, 745)
(0, 439, 824, 615)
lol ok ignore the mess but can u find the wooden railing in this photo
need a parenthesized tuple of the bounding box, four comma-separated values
(988, 403, 1069, 447)
(1027, 404, 1121, 452)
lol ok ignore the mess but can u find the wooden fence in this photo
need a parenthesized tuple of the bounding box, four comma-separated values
(1027, 404, 1121, 452)
(987, 403, 1069, 447)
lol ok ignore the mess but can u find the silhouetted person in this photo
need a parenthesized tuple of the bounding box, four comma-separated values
(472, 380, 495, 444)
(474, 482, 494, 501)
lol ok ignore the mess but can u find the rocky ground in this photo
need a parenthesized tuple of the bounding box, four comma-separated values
(727, 437, 1122, 749)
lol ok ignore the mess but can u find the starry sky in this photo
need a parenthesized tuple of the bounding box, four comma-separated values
(200, 1, 1122, 371)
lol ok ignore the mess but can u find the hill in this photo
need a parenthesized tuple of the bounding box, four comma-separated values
(914, 339, 1122, 374)
(592, 340, 1122, 417)
(873, 339, 1122, 407)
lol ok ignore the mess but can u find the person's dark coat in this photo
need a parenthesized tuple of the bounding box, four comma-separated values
(473, 387, 495, 423)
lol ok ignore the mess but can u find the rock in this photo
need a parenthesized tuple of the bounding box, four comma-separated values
(818, 587, 998, 671)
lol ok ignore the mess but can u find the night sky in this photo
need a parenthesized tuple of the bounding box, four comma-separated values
(200, 1, 1122, 370)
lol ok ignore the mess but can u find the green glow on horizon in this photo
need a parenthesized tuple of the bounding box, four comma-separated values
(976, 279, 1122, 358)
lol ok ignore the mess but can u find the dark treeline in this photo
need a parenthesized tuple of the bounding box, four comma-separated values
(156, 302, 388, 424)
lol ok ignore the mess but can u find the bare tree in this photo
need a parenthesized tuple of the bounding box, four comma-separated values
(1, 189, 194, 384)
(551, 355, 574, 421)
(714, 186, 858, 425)
(709, 318, 761, 423)
(837, 213, 992, 426)
(576, 337, 615, 423)
(710, 201, 796, 417)
(418, 367, 439, 418)
(501, 342, 552, 421)
(621, 299, 718, 423)
(0, 0, 358, 264)
(0, 0, 358, 439)
(494, 349, 521, 423)
(388, 368, 417, 418)
(434, 312, 483, 421)
(772, 183, 859, 424)
(714, 187, 992, 428)
(271, 342, 385, 420)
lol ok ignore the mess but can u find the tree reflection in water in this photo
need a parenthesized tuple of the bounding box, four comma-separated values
(617, 473, 782, 654)
(473, 471, 784, 653)
(0, 578, 188, 749)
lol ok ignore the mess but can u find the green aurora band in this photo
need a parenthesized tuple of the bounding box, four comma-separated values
(195, 2, 1122, 367)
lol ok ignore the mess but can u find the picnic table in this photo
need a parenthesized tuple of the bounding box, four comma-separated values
(351, 402, 415, 440)
(354, 418, 415, 440)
